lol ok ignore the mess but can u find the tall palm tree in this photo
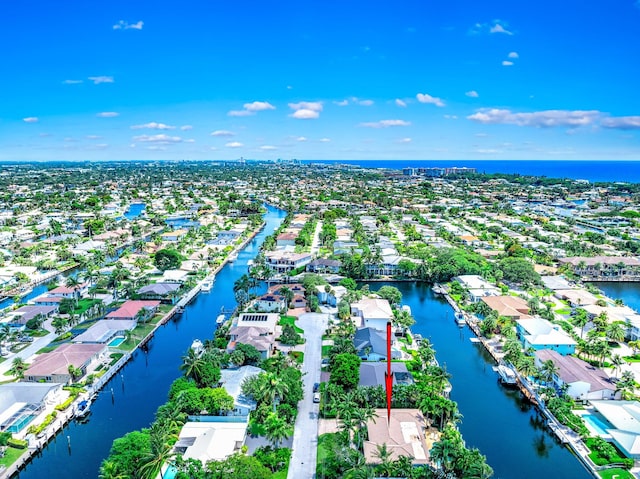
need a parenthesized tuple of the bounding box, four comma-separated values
(179, 348, 205, 383)
(373, 443, 394, 477)
(140, 424, 174, 479)
(99, 460, 126, 479)
(611, 354, 624, 378)
(605, 322, 626, 343)
(540, 359, 559, 386)
(263, 412, 293, 448)
(259, 372, 290, 413)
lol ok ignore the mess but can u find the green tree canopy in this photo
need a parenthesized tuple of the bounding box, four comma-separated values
(153, 248, 183, 271)
(330, 353, 361, 390)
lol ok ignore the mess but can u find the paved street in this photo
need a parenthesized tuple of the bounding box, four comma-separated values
(287, 312, 329, 479)
(0, 318, 57, 376)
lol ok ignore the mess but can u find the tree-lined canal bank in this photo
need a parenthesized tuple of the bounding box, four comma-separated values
(367, 281, 592, 479)
(14, 206, 287, 479)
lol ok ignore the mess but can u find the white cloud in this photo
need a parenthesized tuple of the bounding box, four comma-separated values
(63, 79, 83, 85)
(289, 101, 323, 112)
(228, 101, 275, 116)
(334, 100, 349, 107)
(502, 61, 514, 66)
(465, 90, 479, 98)
(211, 130, 235, 137)
(470, 20, 514, 35)
(244, 101, 275, 112)
(260, 145, 277, 150)
(398, 137, 412, 143)
(601, 116, 640, 130)
(358, 99, 374, 106)
(508, 51, 519, 59)
(226, 141, 243, 148)
(319, 138, 331, 143)
(133, 134, 182, 143)
(23, 117, 39, 123)
(416, 93, 445, 107)
(180, 125, 193, 131)
(185, 139, 196, 143)
(146, 145, 166, 151)
(444, 115, 458, 119)
(88, 76, 114, 84)
(131, 122, 175, 130)
(395, 99, 407, 107)
(296, 136, 307, 142)
(97, 112, 119, 118)
(467, 108, 601, 127)
(86, 135, 102, 139)
(113, 20, 144, 30)
(290, 109, 320, 119)
(228, 110, 254, 117)
(360, 119, 411, 128)
(289, 101, 322, 120)
(490, 22, 513, 35)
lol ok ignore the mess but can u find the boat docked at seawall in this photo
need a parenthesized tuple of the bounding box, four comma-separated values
(191, 339, 205, 357)
(75, 399, 91, 418)
(228, 252, 238, 262)
(495, 364, 518, 386)
(454, 311, 466, 326)
(216, 314, 226, 325)
(201, 279, 213, 292)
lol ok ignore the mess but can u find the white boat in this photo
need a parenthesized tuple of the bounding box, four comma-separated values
(216, 314, 225, 325)
(496, 364, 518, 386)
(454, 311, 466, 326)
(191, 339, 204, 356)
(201, 280, 213, 292)
(75, 399, 91, 418)
(228, 252, 238, 262)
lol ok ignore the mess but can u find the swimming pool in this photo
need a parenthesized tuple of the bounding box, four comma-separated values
(8, 414, 36, 433)
(108, 336, 125, 347)
(583, 413, 613, 436)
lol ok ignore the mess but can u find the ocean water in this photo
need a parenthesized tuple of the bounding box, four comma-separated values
(306, 160, 640, 184)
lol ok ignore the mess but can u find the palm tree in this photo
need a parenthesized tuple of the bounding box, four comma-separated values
(572, 309, 589, 339)
(540, 359, 559, 386)
(605, 322, 626, 343)
(179, 348, 205, 383)
(99, 460, 126, 479)
(140, 423, 174, 479)
(373, 443, 394, 477)
(10, 357, 28, 379)
(611, 354, 624, 379)
(52, 317, 68, 334)
(430, 437, 458, 473)
(263, 412, 293, 448)
(259, 372, 290, 413)
(617, 371, 636, 400)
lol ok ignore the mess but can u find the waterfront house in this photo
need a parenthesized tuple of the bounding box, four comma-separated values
(136, 282, 181, 303)
(276, 232, 298, 247)
(47, 283, 89, 300)
(351, 298, 393, 331)
(364, 409, 430, 466)
(105, 300, 161, 322)
(73, 319, 136, 344)
(226, 327, 274, 359)
(558, 256, 640, 280)
(481, 296, 532, 320)
(71, 240, 105, 257)
(316, 285, 347, 307)
(516, 317, 576, 355)
(161, 229, 188, 242)
(161, 269, 189, 283)
(553, 289, 599, 308)
(175, 416, 249, 463)
(354, 327, 402, 361)
(453, 275, 500, 302)
(588, 401, 640, 459)
(359, 362, 413, 388)
(0, 382, 63, 434)
(264, 250, 313, 273)
(306, 258, 342, 274)
(24, 343, 107, 383)
(534, 349, 619, 401)
(218, 365, 264, 416)
(252, 293, 287, 313)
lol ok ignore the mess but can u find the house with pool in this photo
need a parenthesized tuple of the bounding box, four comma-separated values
(24, 343, 107, 383)
(584, 400, 640, 459)
(0, 383, 63, 434)
(73, 319, 136, 347)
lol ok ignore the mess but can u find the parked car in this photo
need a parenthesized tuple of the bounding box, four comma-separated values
(313, 382, 320, 393)
(313, 392, 321, 403)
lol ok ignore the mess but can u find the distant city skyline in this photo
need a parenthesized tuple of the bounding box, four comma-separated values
(2, 0, 640, 161)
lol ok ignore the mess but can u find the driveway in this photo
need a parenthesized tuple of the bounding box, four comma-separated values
(0, 318, 57, 376)
(287, 312, 329, 479)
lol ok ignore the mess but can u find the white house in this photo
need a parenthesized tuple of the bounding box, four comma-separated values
(219, 365, 265, 416)
(351, 298, 393, 331)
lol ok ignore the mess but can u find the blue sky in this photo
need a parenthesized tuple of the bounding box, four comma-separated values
(2, 0, 640, 161)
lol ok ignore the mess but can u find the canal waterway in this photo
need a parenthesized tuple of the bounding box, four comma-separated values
(15, 205, 286, 479)
(368, 281, 592, 479)
(592, 282, 640, 313)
